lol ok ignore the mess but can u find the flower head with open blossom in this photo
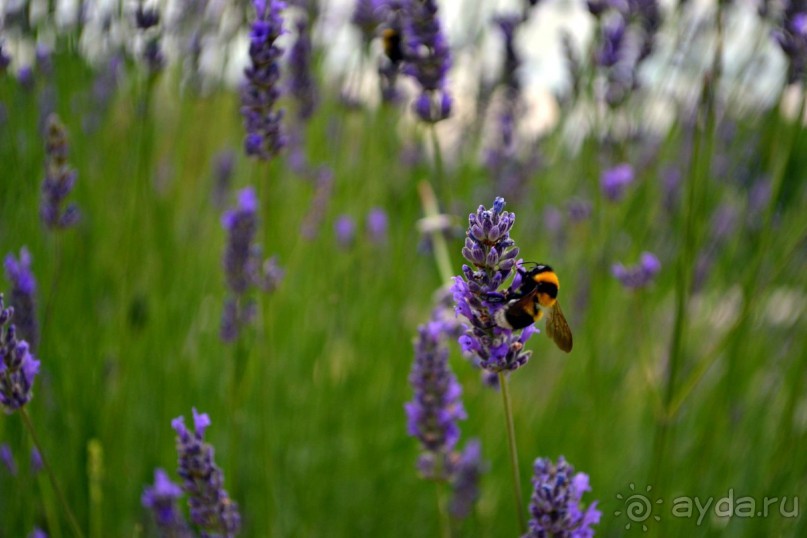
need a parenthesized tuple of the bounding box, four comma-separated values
(173, 409, 240, 537)
(402, 0, 452, 122)
(221, 187, 283, 342)
(40, 114, 80, 230)
(4, 248, 38, 351)
(0, 294, 41, 412)
(405, 305, 466, 480)
(452, 198, 536, 372)
(142, 468, 191, 537)
(524, 456, 601, 538)
(241, 0, 287, 160)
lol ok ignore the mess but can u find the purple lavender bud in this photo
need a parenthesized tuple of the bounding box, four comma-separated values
(142, 468, 191, 537)
(402, 0, 452, 123)
(0, 41, 10, 74)
(405, 318, 467, 479)
(288, 17, 318, 120)
(254, 256, 284, 293)
(453, 199, 535, 372)
(600, 163, 634, 202)
(351, 0, 385, 45)
(28, 528, 47, 538)
(18, 66, 35, 91)
(135, 5, 161, 29)
(525, 456, 601, 537)
(366, 207, 388, 244)
(448, 439, 485, 519)
(597, 17, 626, 68)
(612, 251, 661, 289)
(334, 215, 357, 248)
(241, 0, 287, 160)
(1, 443, 17, 475)
(172, 409, 241, 536)
(40, 114, 80, 230)
(0, 295, 41, 412)
(30, 447, 43, 474)
(35, 44, 53, 76)
(4, 248, 39, 351)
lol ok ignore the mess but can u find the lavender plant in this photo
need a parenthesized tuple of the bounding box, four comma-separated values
(0, 295, 40, 412)
(524, 456, 601, 537)
(172, 409, 241, 537)
(4, 248, 38, 351)
(40, 114, 80, 230)
(402, 0, 452, 123)
(241, 0, 287, 160)
(220, 187, 283, 342)
(288, 17, 318, 121)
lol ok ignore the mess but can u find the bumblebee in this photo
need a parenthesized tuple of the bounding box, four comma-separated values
(381, 27, 404, 65)
(493, 264, 573, 353)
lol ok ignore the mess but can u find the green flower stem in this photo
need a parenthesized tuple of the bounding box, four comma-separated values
(417, 180, 453, 285)
(20, 408, 85, 538)
(435, 480, 452, 538)
(499, 372, 527, 534)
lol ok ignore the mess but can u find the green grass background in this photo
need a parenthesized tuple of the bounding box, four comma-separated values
(1, 34, 806, 538)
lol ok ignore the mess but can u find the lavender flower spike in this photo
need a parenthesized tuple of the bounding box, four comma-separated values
(142, 468, 191, 537)
(241, 0, 287, 160)
(0, 294, 41, 412)
(4, 248, 39, 351)
(220, 187, 283, 342)
(403, 0, 453, 122)
(40, 114, 80, 230)
(452, 198, 536, 372)
(448, 438, 485, 518)
(173, 409, 241, 537)
(288, 17, 318, 120)
(524, 456, 601, 538)
(405, 312, 467, 480)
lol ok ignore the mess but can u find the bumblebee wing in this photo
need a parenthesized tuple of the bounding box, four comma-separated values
(546, 301, 573, 353)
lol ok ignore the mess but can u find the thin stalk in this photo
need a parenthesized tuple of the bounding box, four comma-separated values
(429, 125, 445, 201)
(20, 408, 85, 538)
(435, 480, 452, 538)
(417, 181, 453, 284)
(498, 372, 527, 533)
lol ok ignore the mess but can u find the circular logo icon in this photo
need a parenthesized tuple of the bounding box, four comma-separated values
(614, 483, 663, 531)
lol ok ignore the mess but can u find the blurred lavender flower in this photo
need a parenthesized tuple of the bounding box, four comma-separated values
(173, 409, 240, 536)
(4, 248, 39, 351)
(405, 310, 467, 480)
(41, 114, 80, 230)
(402, 0, 453, 122)
(301, 167, 334, 240)
(600, 163, 634, 202)
(17, 66, 35, 92)
(288, 17, 318, 120)
(452, 198, 536, 372)
(241, 0, 287, 160)
(612, 252, 661, 289)
(211, 149, 236, 209)
(448, 438, 485, 518)
(0, 295, 41, 412)
(773, 7, 807, 84)
(28, 528, 47, 538)
(83, 55, 123, 133)
(524, 456, 601, 538)
(30, 447, 43, 474)
(366, 207, 388, 244)
(142, 468, 191, 537)
(351, 0, 385, 45)
(567, 198, 592, 223)
(334, 215, 357, 248)
(1, 443, 17, 475)
(135, 4, 165, 75)
(0, 41, 10, 74)
(220, 187, 283, 342)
